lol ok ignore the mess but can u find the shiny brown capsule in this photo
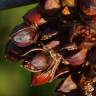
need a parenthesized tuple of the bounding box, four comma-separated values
(31, 61, 69, 86)
(67, 49, 88, 66)
(5, 41, 23, 61)
(57, 75, 77, 93)
(23, 50, 53, 72)
(80, 0, 96, 15)
(44, 0, 61, 10)
(39, 0, 61, 15)
(10, 26, 39, 47)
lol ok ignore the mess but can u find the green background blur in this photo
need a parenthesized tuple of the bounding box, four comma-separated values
(0, 4, 60, 96)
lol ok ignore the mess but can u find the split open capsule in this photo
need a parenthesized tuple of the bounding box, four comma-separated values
(23, 49, 54, 72)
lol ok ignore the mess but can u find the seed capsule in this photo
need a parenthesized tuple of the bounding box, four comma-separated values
(67, 49, 88, 66)
(23, 50, 53, 72)
(57, 75, 77, 93)
(80, 0, 96, 15)
(5, 41, 23, 61)
(39, 0, 61, 15)
(11, 26, 38, 47)
(44, 0, 60, 10)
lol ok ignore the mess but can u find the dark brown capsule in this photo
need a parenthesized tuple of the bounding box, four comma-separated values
(80, 0, 96, 15)
(39, 0, 61, 15)
(44, 40, 60, 50)
(10, 26, 39, 47)
(23, 50, 53, 72)
(57, 75, 77, 93)
(5, 41, 23, 61)
(31, 59, 69, 86)
(67, 49, 88, 66)
(43, 0, 61, 10)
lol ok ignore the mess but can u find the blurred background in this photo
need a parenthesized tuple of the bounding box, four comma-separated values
(0, 4, 59, 96)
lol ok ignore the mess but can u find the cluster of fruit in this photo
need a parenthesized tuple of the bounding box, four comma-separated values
(5, 0, 96, 96)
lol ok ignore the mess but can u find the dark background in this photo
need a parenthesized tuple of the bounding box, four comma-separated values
(0, 4, 60, 96)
